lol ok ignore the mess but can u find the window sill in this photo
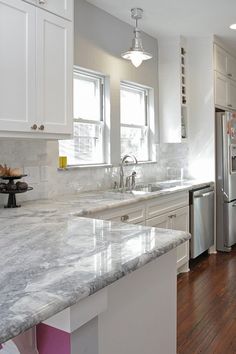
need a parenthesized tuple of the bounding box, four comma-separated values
(58, 163, 113, 171)
(57, 161, 157, 171)
(119, 160, 157, 167)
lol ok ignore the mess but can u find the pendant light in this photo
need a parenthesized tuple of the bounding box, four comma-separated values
(121, 8, 152, 68)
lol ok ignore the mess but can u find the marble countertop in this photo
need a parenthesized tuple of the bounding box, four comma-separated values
(0, 179, 213, 219)
(0, 179, 209, 343)
(0, 214, 190, 344)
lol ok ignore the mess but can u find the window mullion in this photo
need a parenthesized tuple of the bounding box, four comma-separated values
(74, 118, 104, 126)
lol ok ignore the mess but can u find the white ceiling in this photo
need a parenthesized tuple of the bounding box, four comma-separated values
(87, 0, 236, 53)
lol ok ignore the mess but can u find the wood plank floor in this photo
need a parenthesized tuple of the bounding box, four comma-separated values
(177, 247, 236, 354)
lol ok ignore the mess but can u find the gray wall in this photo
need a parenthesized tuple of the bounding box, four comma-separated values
(74, 0, 159, 164)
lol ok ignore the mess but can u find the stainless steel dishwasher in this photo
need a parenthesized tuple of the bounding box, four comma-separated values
(190, 185, 214, 259)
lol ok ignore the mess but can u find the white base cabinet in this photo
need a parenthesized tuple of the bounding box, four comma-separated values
(146, 206, 189, 272)
(90, 192, 190, 273)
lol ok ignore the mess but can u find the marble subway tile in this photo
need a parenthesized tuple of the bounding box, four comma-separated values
(0, 140, 189, 204)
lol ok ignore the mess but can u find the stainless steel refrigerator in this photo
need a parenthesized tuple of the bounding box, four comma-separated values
(216, 111, 236, 251)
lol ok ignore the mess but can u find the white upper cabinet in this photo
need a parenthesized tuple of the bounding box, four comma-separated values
(227, 55, 236, 81)
(228, 79, 236, 110)
(0, 0, 36, 133)
(214, 44, 236, 109)
(23, 0, 73, 20)
(214, 44, 227, 77)
(215, 72, 228, 108)
(214, 44, 236, 81)
(0, 0, 73, 138)
(215, 72, 236, 110)
(36, 9, 73, 135)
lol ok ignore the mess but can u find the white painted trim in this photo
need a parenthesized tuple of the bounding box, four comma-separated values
(43, 288, 107, 333)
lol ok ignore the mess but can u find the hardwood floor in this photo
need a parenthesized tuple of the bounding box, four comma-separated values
(177, 247, 236, 354)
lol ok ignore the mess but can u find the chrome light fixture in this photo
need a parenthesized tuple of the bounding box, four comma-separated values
(121, 8, 152, 68)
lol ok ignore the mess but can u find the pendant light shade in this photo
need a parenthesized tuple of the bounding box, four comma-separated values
(121, 8, 152, 68)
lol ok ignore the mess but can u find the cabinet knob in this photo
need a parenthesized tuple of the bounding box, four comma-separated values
(228, 73, 233, 77)
(38, 124, 45, 131)
(228, 104, 233, 107)
(121, 215, 129, 222)
(31, 124, 37, 130)
(38, 0, 46, 4)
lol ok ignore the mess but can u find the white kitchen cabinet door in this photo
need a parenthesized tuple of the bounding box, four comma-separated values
(37, 0, 73, 20)
(228, 79, 236, 110)
(171, 206, 189, 270)
(215, 72, 228, 108)
(214, 44, 228, 77)
(227, 54, 236, 82)
(0, 0, 36, 132)
(214, 44, 236, 82)
(36, 9, 73, 135)
(146, 213, 171, 229)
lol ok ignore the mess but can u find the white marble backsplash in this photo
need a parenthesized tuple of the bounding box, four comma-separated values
(0, 140, 189, 205)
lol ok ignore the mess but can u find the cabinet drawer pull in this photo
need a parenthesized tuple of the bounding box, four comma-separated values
(121, 215, 129, 222)
(31, 124, 37, 130)
(38, 124, 45, 131)
(39, 0, 46, 4)
(228, 73, 233, 77)
(228, 104, 233, 107)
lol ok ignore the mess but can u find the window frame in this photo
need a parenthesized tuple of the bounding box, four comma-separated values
(120, 81, 151, 162)
(60, 67, 107, 167)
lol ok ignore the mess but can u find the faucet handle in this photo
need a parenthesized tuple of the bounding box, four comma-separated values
(125, 176, 131, 188)
(113, 181, 118, 189)
(131, 171, 137, 189)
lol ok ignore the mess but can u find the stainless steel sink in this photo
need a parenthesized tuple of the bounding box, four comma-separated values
(133, 184, 164, 193)
(109, 180, 189, 195)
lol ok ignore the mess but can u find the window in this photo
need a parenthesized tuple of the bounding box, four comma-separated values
(120, 82, 150, 161)
(59, 68, 105, 166)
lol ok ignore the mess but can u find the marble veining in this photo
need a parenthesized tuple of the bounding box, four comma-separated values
(0, 212, 190, 344)
(0, 181, 212, 343)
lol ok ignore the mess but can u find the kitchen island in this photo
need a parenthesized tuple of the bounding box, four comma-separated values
(0, 200, 190, 354)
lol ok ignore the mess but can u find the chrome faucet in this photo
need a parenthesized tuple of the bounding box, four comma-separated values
(119, 154, 138, 190)
(125, 171, 137, 190)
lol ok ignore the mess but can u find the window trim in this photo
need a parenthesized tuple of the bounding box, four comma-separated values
(120, 81, 152, 162)
(59, 67, 108, 167)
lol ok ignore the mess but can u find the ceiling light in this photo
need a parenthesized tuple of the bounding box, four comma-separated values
(230, 23, 236, 30)
(121, 8, 152, 68)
